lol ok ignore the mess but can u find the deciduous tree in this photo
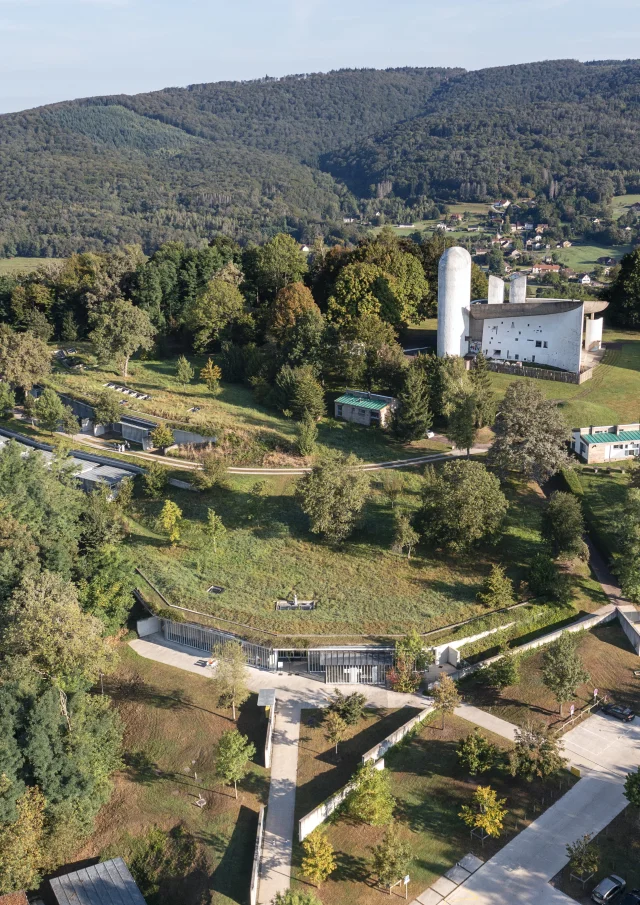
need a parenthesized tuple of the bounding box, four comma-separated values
(214, 643, 249, 720)
(323, 710, 347, 756)
(488, 382, 569, 482)
(566, 834, 599, 879)
(0, 325, 51, 390)
(93, 390, 122, 426)
(432, 674, 461, 729)
(204, 508, 226, 553)
(380, 470, 404, 508)
(543, 491, 585, 559)
(347, 761, 395, 826)
(269, 282, 321, 342)
(370, 826, 412, 893)
(296, 414, 318, 457)
(542, 633, 590, 716)
(415, 461, 508, 553)
(0, 786, 46, 894)
(143, 461, 169, 498)
(457, 730, 498, 775)
(459, 786, 507, 839)
(297, 453, 370, 543)
(158, 500, 183, 546)
(509, 720, 566, 781)
(184, 279, 244, 352)
(255, 233, 308, 297)
(214, 729, 256, 799)
(301, 829, 336, 887)
(393, 513, 419, 560)
(200, 358, 222, 394)
(151, 422, 174, 453)
(89, 298, 155, 378)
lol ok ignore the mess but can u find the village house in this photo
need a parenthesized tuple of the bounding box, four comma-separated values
(573, 424, 640, 464)
(531, 263, 561, 274)
(334, 390, 397, 428)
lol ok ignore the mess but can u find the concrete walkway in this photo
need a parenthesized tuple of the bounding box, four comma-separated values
(453, 703, 517, 741)
(437, 712, 640, 905)
(129, 635, 428, 904)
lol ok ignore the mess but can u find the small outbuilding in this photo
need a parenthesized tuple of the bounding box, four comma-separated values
(334, 391, 397, 428)
(572, 423, 640, 463)
(50, 857, 147, 905)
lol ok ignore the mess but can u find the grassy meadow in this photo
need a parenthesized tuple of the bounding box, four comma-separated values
(555, 243, 632, 271)
(0, 256, 63, 274)
(74, 644, 269, 905)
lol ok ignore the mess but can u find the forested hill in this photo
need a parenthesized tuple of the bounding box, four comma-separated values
(323, 59, 640, 204)
(3, 60, 640, 257)
(0, 68, 456, 256)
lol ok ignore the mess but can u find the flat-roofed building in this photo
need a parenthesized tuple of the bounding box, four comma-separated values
(572, 423, 640, 463)
(50, 857, 146, 905)
(334, 391, 397, 428)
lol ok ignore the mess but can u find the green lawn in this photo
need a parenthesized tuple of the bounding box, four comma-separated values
(488, 328, 640, 428)
(555, 243, 632, 272)
(578, 468, 628, 560)
(74, 644, 269, 905)
(292, 713, 574, 905)
(610, 193, 640, 219)
(0, 256, 63, 275)
(459, 623, 640, 729)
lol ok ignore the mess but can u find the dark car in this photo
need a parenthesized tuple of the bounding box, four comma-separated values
(620, 892, 640, 905)
(601, 703, 636, 722)
(592, 875, 626, 904)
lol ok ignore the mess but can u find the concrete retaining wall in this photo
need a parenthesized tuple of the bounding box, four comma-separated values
(434, 623, 515, 668)
(617, 605, 640, 655)
(250, 805, 265, 905)
(264, 704, 276, 769)
(486, 361, 593, 385)
(361, 708, 433, 764)
(298, 759, 385, 841)
(432, 607, 618, 686)
(137, 616, 161, 637)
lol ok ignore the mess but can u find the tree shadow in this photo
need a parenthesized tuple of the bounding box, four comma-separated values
(202, 805, 258, 904)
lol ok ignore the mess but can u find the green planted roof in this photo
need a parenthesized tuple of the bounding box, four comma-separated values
(335, 393, 390, 411)
(582, 430, 640, 444)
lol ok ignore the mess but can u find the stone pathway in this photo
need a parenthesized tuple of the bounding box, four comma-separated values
(411, 853, 484, 905)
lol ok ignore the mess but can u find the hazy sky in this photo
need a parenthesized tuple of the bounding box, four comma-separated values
(1, 0, 639, 114)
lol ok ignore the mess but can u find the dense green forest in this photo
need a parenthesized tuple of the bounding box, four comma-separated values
(2, 60, 640, 255)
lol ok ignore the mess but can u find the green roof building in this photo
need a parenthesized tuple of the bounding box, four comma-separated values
(334, 390, 397, 428)
(572, 423, 640, 464)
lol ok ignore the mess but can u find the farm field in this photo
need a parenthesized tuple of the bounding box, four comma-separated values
(292, 712, 575, 905)
(487, 328, 640, 428)
(610, 192, 640, 219)
(555, 242, 632, 271)
(0, 256, 63, 274)
(130, 471, 605, 641)
(459, 622, 640, 729)
(73, 644, 268, 905)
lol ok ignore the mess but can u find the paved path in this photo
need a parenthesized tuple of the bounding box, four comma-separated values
(453, 704, 517, 741)
(129, 635, 427, 904)
(437, 712, 640, 905)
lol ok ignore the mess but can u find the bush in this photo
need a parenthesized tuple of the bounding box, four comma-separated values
(560, 467, 584, 497)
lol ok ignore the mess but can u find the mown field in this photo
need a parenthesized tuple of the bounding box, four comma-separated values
(74, 644, 268, 905)
(0, 256, 63, 274)
(486, 328, 640, 428)
(129, 469, 605, 641)
(555, 242, 632, 271)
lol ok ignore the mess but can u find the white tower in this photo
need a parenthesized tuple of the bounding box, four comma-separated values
(437, 246, 472, 358)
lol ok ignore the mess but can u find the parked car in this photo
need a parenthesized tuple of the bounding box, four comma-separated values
(601, 703, 636, 722)
(592, 875, 626, 903)
(619, 891, 640, 905)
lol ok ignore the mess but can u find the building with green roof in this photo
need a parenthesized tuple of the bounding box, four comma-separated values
(572, 423, 640, 464)
(334, 390, 397, 428)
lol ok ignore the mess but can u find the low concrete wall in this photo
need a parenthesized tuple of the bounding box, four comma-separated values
(432, 607, 617, 687)
(298, 759, 385, 841)
(617, 605, 640, 655)
(137, 616, 161, 637)
(434, 623, 515, 668)
(250, 805, 265, 905)
(264, 704, 276, 769)
(361, 708, 433, 763)
(486, 361, 593, 385)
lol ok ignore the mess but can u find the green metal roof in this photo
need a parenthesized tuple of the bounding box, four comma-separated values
(582, 431, 640, 444)
(335, 393, 389, 411)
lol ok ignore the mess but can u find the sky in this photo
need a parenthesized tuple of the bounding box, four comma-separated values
(1, 0, 640, 114)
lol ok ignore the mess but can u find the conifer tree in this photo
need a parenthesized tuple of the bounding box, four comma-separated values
(447, 390, 477, 455)
(477, 564, 515, 609)
(470, 352, 494, 427)
(394, 364, 432, 442)
(176, 355, 194, 387)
